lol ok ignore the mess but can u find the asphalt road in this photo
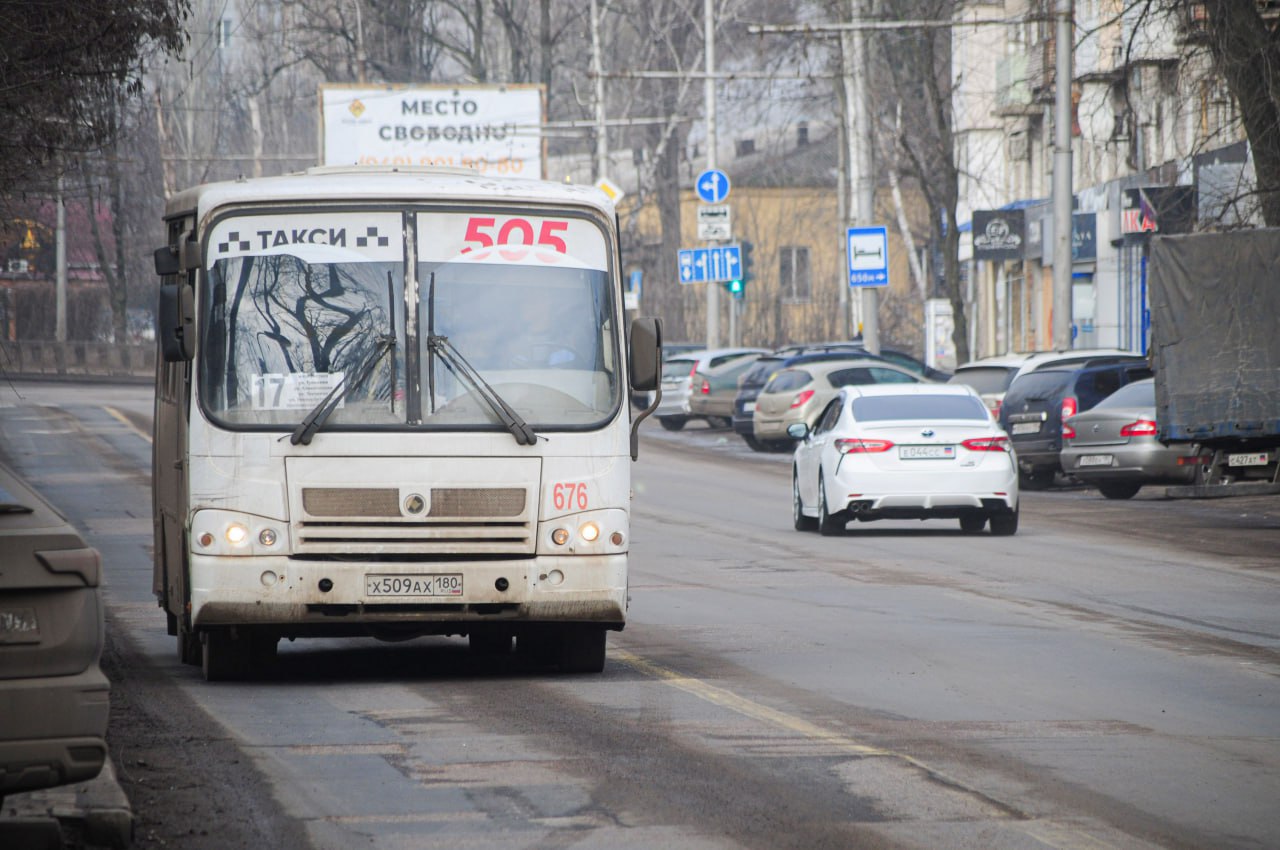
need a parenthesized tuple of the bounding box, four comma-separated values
(1, 382, 1277, 849)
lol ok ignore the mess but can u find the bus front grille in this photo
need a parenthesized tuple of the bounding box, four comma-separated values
(294, 520, 533, 555)
(292, 478, 537, 556)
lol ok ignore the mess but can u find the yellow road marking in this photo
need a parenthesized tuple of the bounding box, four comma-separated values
(104, 406, 152, 444)
(614, 648, 888, 758)
(614, 648, 1124, 850)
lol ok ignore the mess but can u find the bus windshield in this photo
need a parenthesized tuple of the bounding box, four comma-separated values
(199, 209, 620, 432)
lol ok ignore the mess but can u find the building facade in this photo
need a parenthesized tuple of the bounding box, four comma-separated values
(952, 0, 1257, 361)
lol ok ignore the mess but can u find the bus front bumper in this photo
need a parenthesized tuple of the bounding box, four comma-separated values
(188, 554, 627, 633)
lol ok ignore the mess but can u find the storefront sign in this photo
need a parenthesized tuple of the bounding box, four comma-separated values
(972, 209, 1025, 261)
(1120, 186, 1195, 235)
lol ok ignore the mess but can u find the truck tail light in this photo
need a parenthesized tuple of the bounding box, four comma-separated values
(1060, 396, 1078, 421)
(1062, 423, 1076, 439)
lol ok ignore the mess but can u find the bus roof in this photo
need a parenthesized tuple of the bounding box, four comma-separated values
(165, 166, 616, 221)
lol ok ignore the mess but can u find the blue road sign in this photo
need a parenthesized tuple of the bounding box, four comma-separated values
(846, 226, 889, 287)
(678, 244, 741, 283)
(695, 169, 731, 204)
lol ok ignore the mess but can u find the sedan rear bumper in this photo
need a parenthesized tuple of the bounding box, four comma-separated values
(830, 466, 1018, 520)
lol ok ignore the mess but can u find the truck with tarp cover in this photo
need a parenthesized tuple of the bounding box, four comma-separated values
(1147, 229, 1280, 496)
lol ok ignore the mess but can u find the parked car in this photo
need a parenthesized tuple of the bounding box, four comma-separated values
(656, 347, 767, 430)
(0, 460, 109, 801)
(753, 358, 923, 449)
(686, 354, 765, 428)
(874, 348, 952, 381)
(1060, 378, 1200, 499)
(999, 360, 1153, 488)
(789, 383, 1019, 535)
(631, 342, 702, 409)
(949, 349, 1144, 418)
(733, 348, 901, 450)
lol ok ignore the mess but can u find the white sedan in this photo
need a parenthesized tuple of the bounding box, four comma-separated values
(789, 384, 1020, 535)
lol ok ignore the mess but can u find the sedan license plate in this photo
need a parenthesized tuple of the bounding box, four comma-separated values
(1228, 452, 1269, 467)
(899, 444, 955, 460)
(365, 574, 463, 598)
(1077, 454, 1114, 467)
(1011, 422, 1041, 435)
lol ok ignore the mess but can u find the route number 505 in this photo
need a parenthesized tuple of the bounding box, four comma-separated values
(461, 216, 569, 259)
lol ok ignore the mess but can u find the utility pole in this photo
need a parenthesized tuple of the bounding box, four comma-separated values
(704, 0, 720, 350)
(842, 0, 879, 353)
(56, 175, 67, 343)
(1051, 0, 1074, 350)
(590, 0, 608, 181)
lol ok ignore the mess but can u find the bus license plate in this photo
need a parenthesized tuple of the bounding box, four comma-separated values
(1228, 452, 1268, 467)
(899, 444, 955, 460)
(1078, 455, 1114, 467)
(365, 574, 463, 597)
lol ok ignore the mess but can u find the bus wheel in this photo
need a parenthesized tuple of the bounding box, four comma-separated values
(557, 627, 606, 674)
(202, 629, 247, 681)
(202, 627, 275, 681)
(177, 626, 202, 667)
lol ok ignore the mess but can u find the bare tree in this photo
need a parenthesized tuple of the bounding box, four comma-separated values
(1199, 0, 1280, 225)
(872, 0, 969, 363)
(0, 0, 190, 200)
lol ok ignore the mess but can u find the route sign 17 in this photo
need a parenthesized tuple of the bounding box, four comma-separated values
(678, 245, 742, 284)
(847, 225, 889, 287)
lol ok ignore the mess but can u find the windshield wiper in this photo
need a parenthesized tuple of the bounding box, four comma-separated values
(427, 334, 539, 446)
(290, 335, 396, 446)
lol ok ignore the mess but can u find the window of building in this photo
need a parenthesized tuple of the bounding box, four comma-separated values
(779, 246, 811, 301)
(217, 18, 232, 49)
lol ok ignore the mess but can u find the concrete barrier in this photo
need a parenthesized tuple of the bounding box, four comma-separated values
(0, 342, 154, 383)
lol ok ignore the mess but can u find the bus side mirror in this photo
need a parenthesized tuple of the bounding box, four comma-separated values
(158, 283, 195, 362)
(629, 317, 662, 392)
(154, 246, 180, 276)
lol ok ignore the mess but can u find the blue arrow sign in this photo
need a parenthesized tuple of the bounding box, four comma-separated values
(677, 245, 741, 284)
(696, 169, 731, 204)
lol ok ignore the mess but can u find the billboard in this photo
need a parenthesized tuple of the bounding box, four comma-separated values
(320, 84, 545, 178)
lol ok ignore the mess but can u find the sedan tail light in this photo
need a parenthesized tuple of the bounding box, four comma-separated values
(699, 378, 711, 395)
(1060, 396, 1078, 421)
(789, 389, 815, 409)
(835, 438, 895, 454)
(961, 436, 1010, 452)
(1119, 419, 1158, 437)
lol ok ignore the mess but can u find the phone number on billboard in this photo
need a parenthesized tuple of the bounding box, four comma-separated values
(357, 155, 527, 174)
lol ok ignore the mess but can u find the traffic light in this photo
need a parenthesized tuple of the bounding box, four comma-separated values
(724, 241, 753, 299)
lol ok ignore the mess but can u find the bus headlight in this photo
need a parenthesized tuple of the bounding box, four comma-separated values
(192, 510, 287, 556)
(539, 509, 627, 555)
(226, 523, 249, 546)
